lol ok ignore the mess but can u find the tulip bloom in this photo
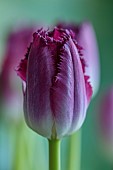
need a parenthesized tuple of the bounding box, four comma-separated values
(17, 27, 92, 139)
(0, 26, 34, 120)
(98, 87, 113, 164)
(57, 22, 100, 96)
(99, 87, 113, 148)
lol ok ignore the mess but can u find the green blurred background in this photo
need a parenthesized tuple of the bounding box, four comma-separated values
(0, 0, 113, 170)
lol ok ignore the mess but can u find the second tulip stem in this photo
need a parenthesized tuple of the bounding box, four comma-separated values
(68, 130, 81, 170)
(49, 139, 61, 170)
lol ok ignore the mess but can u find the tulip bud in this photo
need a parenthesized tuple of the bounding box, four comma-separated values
(99, 87, 113, 157)
(57, 22, 100, 96)
(0, 26, 34, 121)
(17, 27, 93, 139)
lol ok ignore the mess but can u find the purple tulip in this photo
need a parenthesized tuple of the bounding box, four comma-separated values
(99, 87, 113, 147)
(0, 26, 34, 120)
(17, 27, 92, 139)
(57, 22, 100, 96)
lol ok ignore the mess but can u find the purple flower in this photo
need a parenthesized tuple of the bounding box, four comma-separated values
(57, 22, 100, 96)
(0, 26, 34, 120)
(99, 87, 113, 147)
(17, 27, 92, 139)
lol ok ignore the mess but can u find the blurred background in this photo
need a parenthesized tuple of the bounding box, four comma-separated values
(0, 0, 113, 170)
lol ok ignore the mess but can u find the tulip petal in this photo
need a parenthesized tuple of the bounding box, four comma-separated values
(16, 58, 27, 81)
(50, 43, 74, 138)
(80, 58, 93, 103)
(24, 34, 55, 138)
(67, 38, 87, 134)
(50, 37, 87, 138)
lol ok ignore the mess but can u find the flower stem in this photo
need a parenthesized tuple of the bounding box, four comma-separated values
(68, 130, 81, 170)
(49, 139, 61, 170)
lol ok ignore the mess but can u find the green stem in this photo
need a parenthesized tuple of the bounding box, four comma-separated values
(68, 130, 81, 170)
(49, 139, 61, 170)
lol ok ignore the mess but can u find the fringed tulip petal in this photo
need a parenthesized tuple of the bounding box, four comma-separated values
(66, 38, 87, 134)
(24, 34, 55, 138)
(50, 42, 75, 138)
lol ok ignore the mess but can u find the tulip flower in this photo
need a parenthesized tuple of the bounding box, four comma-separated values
(57, 22, 100, 96)
(17, 26, 94, 170)
(0, 26, 34, 120)
(99, 86, 113, 158)
(17, 27, 93, 139)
